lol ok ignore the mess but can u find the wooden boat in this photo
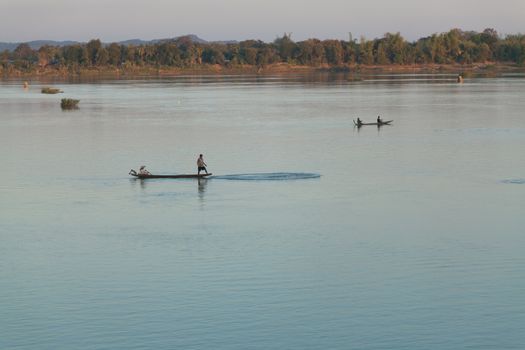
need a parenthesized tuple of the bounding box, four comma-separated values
(353, 119, 393, 126)
(130, 172, 212, 179)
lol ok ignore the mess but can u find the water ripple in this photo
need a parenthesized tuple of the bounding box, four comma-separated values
(501, 178, 525, 184)
(212, 172, 321, 181)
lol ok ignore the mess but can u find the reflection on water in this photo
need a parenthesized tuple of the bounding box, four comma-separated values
(197, 177, 208, 201)
(129, 178, 149, 190)
(2, 70, 491, 87)
(353, 123, 392, 134)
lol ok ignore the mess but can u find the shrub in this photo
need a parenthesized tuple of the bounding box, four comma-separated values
(60, 98, 79, 109)
(42, 87, 63, 94)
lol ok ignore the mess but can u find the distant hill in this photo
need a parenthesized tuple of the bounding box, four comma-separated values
(118, 34, 209, 46)
(0, 40, 78, 51)
(0, 35, 237, 51)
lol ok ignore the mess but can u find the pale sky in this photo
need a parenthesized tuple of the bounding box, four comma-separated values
(1, 0, 524, 43)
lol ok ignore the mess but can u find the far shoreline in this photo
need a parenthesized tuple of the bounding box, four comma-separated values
(1, 62, 522, 81)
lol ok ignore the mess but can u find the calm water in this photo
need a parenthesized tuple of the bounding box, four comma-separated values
(1, 73, 524, 349)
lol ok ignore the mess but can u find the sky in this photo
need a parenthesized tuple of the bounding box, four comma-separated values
(1, 0, 524, 43)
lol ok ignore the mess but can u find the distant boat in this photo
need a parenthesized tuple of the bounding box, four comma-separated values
(353, 119, 393, 126)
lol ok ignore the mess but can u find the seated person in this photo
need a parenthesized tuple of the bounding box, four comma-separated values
(138, 165, 151, 175)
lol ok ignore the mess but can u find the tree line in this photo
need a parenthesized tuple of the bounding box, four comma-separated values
(2, 28, 525, 72)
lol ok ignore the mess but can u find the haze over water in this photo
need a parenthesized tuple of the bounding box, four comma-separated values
(1, 73, 525, 349)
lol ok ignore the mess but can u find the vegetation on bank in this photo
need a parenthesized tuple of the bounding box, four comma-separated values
(41, 87, 63, 94)
(61, 98, 79, 109)
(1, 28, 524, 76)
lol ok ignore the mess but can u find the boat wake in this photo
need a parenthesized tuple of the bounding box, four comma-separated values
(501, 178, 525, 184)
(212, 172, 321, 181)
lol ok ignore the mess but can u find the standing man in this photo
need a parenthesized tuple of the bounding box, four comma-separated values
(197, 154, 208, 175)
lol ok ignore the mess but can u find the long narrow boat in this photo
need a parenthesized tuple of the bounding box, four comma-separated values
(130, 173, 212, 179)
(353, 120, 393, 126)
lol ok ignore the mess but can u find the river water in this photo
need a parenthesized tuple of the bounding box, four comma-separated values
(1, 73, 524, 349)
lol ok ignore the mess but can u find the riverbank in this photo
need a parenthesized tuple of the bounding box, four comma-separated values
(1, 62, 522, 79)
